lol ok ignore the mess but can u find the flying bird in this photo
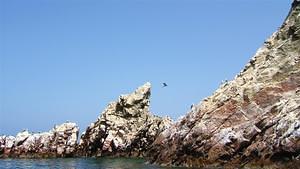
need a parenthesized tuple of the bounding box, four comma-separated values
(162, 83, 168, 87)
(190, 103, 194, 109)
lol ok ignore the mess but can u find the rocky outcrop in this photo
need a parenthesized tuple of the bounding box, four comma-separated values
(0, 83, 171, 159)
(0, 122, 79, 158)
(77, 82, 172, 157)
(148, 1, 300, 168)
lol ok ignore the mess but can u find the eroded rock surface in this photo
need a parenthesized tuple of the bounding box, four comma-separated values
(0, 122, 79, 158)
(148, 1, 300, 168)
(77, 82, 172, 157)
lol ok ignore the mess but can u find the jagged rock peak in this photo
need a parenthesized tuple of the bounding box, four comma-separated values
(0, 122, 79, 158)
(77, 82, 172, 157)
(116, 82, 151, 117)
(147, 1, 300, 168)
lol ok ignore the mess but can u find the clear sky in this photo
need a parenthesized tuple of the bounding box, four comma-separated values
(0, 0, 291, 135)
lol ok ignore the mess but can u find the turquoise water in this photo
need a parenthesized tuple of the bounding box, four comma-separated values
(0, 158, 195, 169)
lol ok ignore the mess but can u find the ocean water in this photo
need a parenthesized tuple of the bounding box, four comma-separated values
(0, 157, 198, 169)
(1, 158, 297, 169)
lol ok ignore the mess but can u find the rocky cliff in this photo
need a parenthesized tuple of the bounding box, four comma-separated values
(0, 122, 79, 158)
(77, 82, 172, 157)
(148, 1, 300, 168)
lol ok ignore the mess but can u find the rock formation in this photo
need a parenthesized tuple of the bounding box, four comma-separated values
(77, 82, 172, 157)
(0, 83, 171, 159)
(0, 122, 79, 158)
(147, 1, 300, 168)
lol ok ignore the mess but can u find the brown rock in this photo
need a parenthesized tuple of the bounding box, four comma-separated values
(0, 122, 79, 158)
(77, 82, 172, 157)
(147, 1, 300, 168)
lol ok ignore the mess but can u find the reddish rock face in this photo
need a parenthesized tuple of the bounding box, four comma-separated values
(147, 1, 300, 168)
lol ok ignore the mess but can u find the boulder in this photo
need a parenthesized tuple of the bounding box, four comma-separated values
(147, 1, 300, 168)
(0, 136, 15, 156)
(77, 82, 172, 157)
(14, 130, 30, 146)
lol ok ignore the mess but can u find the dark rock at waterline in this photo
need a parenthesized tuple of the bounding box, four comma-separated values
(77, 82, 172, 157)
(147, 1, 300, 168)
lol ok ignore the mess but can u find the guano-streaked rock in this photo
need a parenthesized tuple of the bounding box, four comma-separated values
(77, 82, 172, 157)
(147, 1, 300, 168)
(0, 122, 79, 158)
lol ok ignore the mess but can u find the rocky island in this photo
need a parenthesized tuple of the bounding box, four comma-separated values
(0, 122, 79, 158)
(77, 82, 172, 157)
(0, 83, 172, 159)
(0, 0, 299, 169)
(148, 0, 300, 168)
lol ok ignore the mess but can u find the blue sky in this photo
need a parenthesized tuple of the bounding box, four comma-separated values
(0, 0, 291, 135)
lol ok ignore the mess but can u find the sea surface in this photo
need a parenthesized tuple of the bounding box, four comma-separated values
(1, 158, 297, 169)
(0, 157, 205, 169)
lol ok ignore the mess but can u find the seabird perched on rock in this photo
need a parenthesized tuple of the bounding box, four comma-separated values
(221, 79, 229, 87)
(221, 79, 228, 84)
(162, 83, 168, 87)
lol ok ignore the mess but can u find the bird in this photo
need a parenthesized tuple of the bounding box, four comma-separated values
(221, 79, 228, 84)
(190, 103, 194, 109)
(162, 83, 168, 87)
